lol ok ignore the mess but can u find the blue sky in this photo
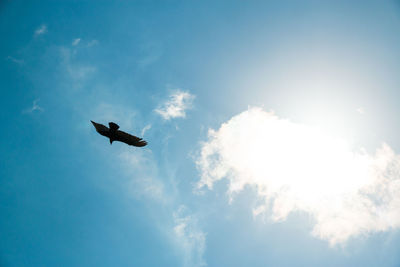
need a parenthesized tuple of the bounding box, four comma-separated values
(1, 1, 400, 266)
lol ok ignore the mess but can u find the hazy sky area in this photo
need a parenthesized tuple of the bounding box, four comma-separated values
(1, 1, 400, 266)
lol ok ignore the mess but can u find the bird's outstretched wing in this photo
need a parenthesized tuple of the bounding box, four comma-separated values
(114, 130, 147, 147)
(91, 120, 111, 137)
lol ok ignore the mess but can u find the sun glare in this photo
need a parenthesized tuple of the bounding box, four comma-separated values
(197, 107, 400, 244)
(224, 109, 371, 201)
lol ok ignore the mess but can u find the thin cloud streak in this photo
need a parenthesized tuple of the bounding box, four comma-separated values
(22, 99, 43, 114)
(90, 102, 207, 265)
(7, 56, 24, 65)
(72, 38, 81, 46)
(87, 39, 99, 47)
(141, 124, 152, 137)
(34, 24, 47, 37)
(60, 47, 96, 83)
(173, 206, 206, 267)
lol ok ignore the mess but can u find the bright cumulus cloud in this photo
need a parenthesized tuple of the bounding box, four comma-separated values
(196, 107, 400, 245)
(155, 90, 195, 120)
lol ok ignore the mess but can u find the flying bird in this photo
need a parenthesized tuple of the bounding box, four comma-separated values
(91, 121, 147, 147)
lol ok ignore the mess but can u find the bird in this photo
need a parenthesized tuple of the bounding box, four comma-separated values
(91, 121, 147, 147)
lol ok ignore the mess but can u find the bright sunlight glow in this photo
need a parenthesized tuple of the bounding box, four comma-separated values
(197, 107, 400, 245)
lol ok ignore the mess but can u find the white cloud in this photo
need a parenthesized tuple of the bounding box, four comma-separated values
(69, 65, 96, 80)
(119, 150, 165, 200)
(90, 103, 164, 200)
(196, 107, 400, 245)
(34, 24, 47, 36)
(89, 102, 206, 265)
(173, 206, 206, 267)
(114, 133, 206, 266)
(22, 99, 43, 114)
(155, 90, 195, 120)
(60, 47, 96, 82)
(141, 124, 152, 137)
(87, 39, 99, 47)
(118, 143, 206, 266)
(7, 56, 24, 65)
(72, 38, 81, 46)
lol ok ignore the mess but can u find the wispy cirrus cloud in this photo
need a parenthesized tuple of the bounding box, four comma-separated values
(87, 39, 99, 47)
(90, 102, 165, 200)
(172, 206, 206, 267)
(60, 47, 96, 82)
(7, 56, 24, 65)
(116, 127, 206, 266)
(71, 38, 98, 47)
(119, 149, 165, 200)
(196, 107, 400, 245)
(89, 100, 206, 265)
(109, 124, 206, 266)
(22, 99, 43, 114)
(155, 90, 195, 120)
(141, 124, 152, 137)
(34, 24, 47, 37)
(72, 38, 81, 46)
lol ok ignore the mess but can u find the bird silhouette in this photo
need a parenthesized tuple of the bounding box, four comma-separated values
(91, 121, 147, 147)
